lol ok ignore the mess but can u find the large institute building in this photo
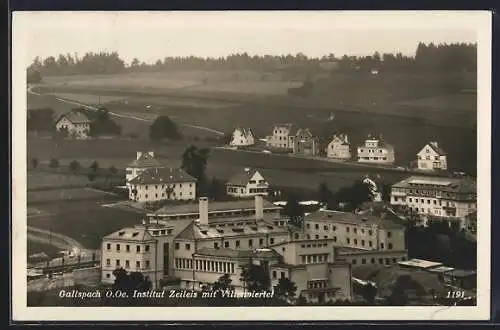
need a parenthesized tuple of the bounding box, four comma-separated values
(101, 196, 408, 303)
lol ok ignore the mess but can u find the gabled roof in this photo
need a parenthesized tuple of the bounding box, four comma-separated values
(104, 226, 155, 242)
(129, 167, 197, 185)
(234, 127, 254, 137)
(127, 152, 164, 168)
(419, 142, 447, 156)
(226, 168, 266, 186)
(273, 123, 298, 135)
(329, 133, 350, 146)
(56, 110, 91, 125)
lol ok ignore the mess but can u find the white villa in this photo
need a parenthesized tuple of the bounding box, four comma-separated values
(326, 133, 351, 160)
(390, 176, 477, 227)
(356, 135, 395, 165)
(265, 123, 297, 150)
(417, 142, 448, 171)
(55, 110, 91, 139)
(229, 127, 255, 147)
(125, 151, 165, 184)
(128, 167, 197, 203)
(226, 168, 269, 198)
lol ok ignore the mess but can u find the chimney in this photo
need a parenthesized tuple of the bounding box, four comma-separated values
(255, 195, 264, 221)
(136, 151, 143, 160)
(198, 197, 209, 226)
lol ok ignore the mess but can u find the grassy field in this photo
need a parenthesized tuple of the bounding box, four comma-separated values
(28, 187, 116, 204)
(27, 200, 142, 249)
(27, 241, 62, 258)
(28, 172, 91, 190)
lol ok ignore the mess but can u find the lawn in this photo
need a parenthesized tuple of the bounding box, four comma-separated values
(27, 200, 143, 249)
(28, 172, 90, 190)
(28, 187, 117, 204)
(27, 241, 62, 258)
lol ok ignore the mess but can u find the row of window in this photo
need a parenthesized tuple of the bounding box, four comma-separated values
(175, 237, 278, 251)
(175, 258, 236, 274)
(358, 156, 388, 161)
(134, 191, 193, 199)
(305, 223, 379, 236)
(106, 258, 150, 269)
(418, 155, 441, 161)
(351, 256, 405, 265)
(308, 280, 328, 289)
(300, 242, 329, 248)
(106, 243, 150, 253)
(300, 254, 330, 264)
(359, 148, 385, 154)
(248, 180, 266, 184)
(249, 188, 268, 193)
(141, 183, 194, 190)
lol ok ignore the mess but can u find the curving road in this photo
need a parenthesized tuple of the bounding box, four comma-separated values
(27, 86, 225, 136)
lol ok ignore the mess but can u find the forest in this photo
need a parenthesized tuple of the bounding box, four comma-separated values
(26, 42, 477, 81)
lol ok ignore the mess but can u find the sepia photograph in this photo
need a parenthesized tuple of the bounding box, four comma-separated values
(11, 10, 491, 321)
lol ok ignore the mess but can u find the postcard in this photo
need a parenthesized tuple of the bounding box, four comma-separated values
(11, 10, 491, 321)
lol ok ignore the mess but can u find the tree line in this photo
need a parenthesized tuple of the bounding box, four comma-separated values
(27, 42, 476, 79)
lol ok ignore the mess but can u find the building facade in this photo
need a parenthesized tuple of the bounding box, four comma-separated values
(293, 128, 319, 156)
(390, 176, 477, 225)
(226, 168, 269, 198)
(229, 128, 255, 147)
(125, 151, 165, 183)
(128, 167, 197, 203)
(302, 208, 407, 268)
(356, 135, 395, 164)
(102, 195, 354, 303)
(326, 134, 352, 160)
(55, 111, 91, 139)
(265, 124, 297, 150)
(417, 142, 448, 171)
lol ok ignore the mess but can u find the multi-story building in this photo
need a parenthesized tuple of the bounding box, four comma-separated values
(55, 110, 91, 139)
(326, 133, 352, 160)
(128, 167, 197, 203)
(229, 127, 255, 147)
(302, 208, 407, 267)
(226, 168, 269, 198)
(125, 151, 164, 183)
(102, 195, 354, 303)
(265, 123, 297, 150)
(293, 128, 319, 156)
(356, 135, 395, 165)
(416, 142, 448, 171)
(390, 176, 477, 225)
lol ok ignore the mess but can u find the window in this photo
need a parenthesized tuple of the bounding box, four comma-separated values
(236, 240, 240, 248)
(248, 239, 253, 247)
(185, 244, 191, 250)
(352, 259, 357, 265)
(315, 224, 319, 229)
(125, 260, 130, 268)
(106, 243, 111, 250)
(333, 226, 336, 231)
(333, 236, 337, 242)
(362, 258, 366, 264)
(126, 245, 130, 252)
(175, 243, 179, 250)
(324, 225, 328, 230)
(136, 245, 141, 253)
(380, 243, 385, 249)
(361, 240, 365, 246)
(368, 230, 373, 236)
(214, 242, 219, 249)
(136, 261, 140, 268)
(346, 227, 350, 233)
(306, 224, 310, 229)
(116, 259, 120, 267)
(388, 243, 393, 250)
(315, 235, 319, 239)
(106, 259, 110, 266)
(353, 228, 357, 234)
(116, 244, 121, 252)
(259, 238, 264, 246)
(272, 271, 277, 279)
(369, 241, 373, 247)
(347, 238, 350, 244)
(371, 258, 375, 264)
(270, 238, 274, 244)
(387, 232, 392, 238)
(145, 260, 150, 268)
(145, 245, 150, 252)
(281, 272, 286, 279)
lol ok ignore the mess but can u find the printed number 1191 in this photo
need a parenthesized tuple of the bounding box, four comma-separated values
(447, 291, 465, 299)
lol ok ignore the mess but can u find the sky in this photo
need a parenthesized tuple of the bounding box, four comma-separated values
(14, 11, 480, 66)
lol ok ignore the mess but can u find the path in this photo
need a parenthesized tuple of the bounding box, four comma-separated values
(27, 225, 86, 253)
(28, 86, 225, 135)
